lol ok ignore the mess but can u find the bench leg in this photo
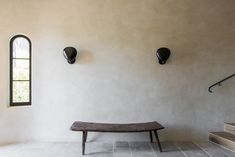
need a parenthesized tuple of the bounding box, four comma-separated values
(82, 131, 87, 155)
(153, 130, 162, 152)
(84, 131, 88, 142)
(149, 131, 153, 143)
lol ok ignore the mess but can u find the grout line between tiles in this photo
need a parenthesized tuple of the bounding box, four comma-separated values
(112, 141, 114, 157)
(128, 142, 133, 157)
(193, 142, 213, 157)
(174, 142, 188, 157)
(149, 142, 158, 157)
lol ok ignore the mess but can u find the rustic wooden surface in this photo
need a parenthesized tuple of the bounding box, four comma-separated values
(224, 123, 235, 135)
(71, 121, 164, 132)
(210, 131, 235, 151)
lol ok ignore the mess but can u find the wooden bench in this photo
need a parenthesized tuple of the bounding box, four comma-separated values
(70, 121, 164, 155)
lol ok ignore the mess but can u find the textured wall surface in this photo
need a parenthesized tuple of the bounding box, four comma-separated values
(0, 0, 235, 143)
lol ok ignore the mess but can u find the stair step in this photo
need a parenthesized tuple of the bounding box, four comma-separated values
(209, 131, 235, 151)
(224, 123, 235, 135)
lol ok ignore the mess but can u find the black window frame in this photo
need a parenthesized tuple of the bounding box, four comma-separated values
(10, 34, 32, 106)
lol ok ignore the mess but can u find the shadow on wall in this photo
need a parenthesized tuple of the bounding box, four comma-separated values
(162, 125, 202, 141)
(76, 49, 94, 64)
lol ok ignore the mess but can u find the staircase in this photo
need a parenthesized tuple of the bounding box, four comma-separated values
(209, 123, 235, 151)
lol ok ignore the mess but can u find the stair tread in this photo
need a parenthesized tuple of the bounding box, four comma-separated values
(210, 131, 235, 142)
(225, 123, 235, 126)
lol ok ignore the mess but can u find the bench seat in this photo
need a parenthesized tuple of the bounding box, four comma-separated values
(71, 121, 164, 155)
(71, 121, 164, 132)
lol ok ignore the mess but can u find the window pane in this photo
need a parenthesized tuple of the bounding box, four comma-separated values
(13, 37, 30, 58)
(13, 59, 29, 80)
(13, 81, 30, 103)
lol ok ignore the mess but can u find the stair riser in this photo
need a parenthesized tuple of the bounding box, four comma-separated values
(209, 133, 235, 151)
(224, 124, 235, 135)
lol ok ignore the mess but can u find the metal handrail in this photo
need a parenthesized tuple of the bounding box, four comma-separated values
(208, 74, 235, 93)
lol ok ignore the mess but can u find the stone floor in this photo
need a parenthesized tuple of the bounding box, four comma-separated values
(0, 141, 235, 157)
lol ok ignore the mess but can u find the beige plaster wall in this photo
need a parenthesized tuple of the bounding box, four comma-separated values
(0, 0, 235, 143)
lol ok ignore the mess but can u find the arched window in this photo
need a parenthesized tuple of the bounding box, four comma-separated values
(10, 35, 31, 106)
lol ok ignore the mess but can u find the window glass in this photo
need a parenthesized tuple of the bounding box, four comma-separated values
(13, 59, 30, 80)
(13, 81, 30, 102)
(10, 35, 31, 106)
(13, 37, 30, 58)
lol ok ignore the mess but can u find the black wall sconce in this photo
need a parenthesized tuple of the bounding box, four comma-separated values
(156, 47, 171, 64)
(63, 47, 77, 64)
